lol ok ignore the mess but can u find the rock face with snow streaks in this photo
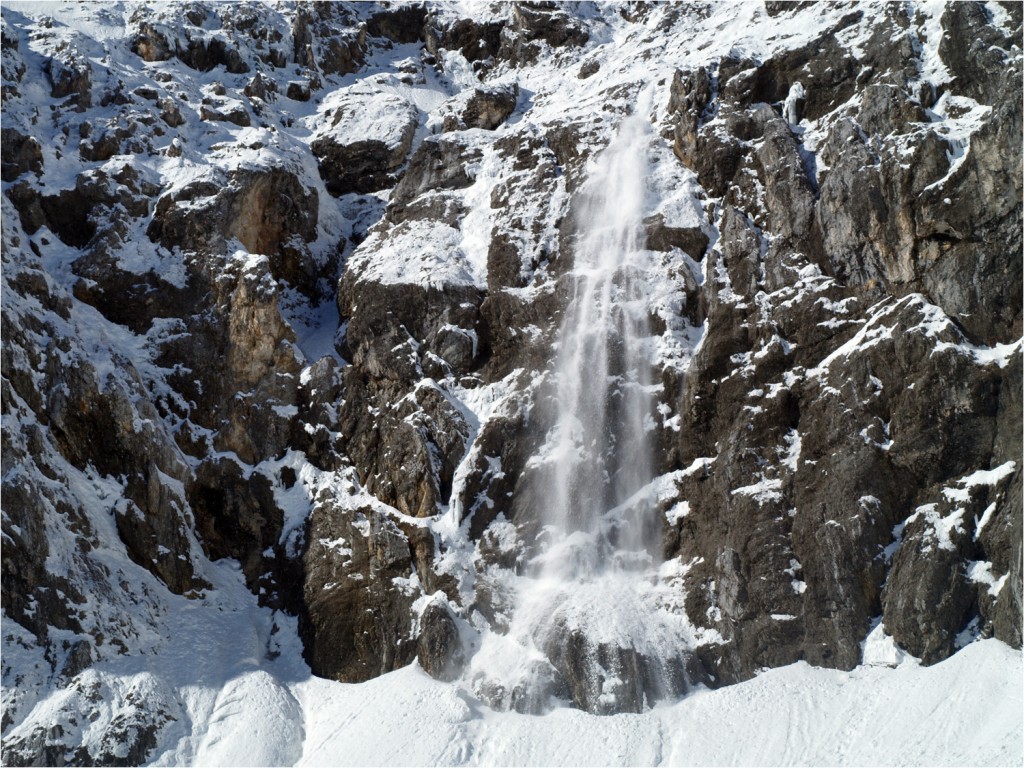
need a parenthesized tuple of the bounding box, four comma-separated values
(1, 1, 1021, 761)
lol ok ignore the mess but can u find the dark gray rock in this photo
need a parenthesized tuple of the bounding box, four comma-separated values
(388, 135, 482, 220)
(45, 51, 91, 108)
(367, 4, 427, 44)
(301, 503, 420, 682)
(115, 466, 196, 595)
(1, 15, 24, 86)
(645, 213, 709, 259)
(199, 102, 251, 126)
(158, 95, 185, 127)
(291, 5, 366, 75)
(939, 2, 1019, 106)
(500, 3, 588, 67)
(417, 600, 465, 682)
(425, 16, 504, 65)
(190, 459, 283, 589)
(285, 80, 311, 102)
(0, 128, 41, 181)
(338, 368, 469, 518)
(815, 82, 1022, 343)
(538, 622, 691, 715)
(447, 84, 519, 131)
(244, 72, 276, 101)
(175, 35, 249, 74)
(311, 94, 418, 196)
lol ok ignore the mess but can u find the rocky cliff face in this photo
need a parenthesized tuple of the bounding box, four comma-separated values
(1, 0, 1021, 761)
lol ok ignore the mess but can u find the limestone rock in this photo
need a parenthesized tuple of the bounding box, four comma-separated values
(417, 599, 465, 682)
(0, 128, 42, 181)
(301, 504, 419, 682)
(310, 92, 419, 196)
(130, 22, 173, 62)
(147, 166, 320, 291)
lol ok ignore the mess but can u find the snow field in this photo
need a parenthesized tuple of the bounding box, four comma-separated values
(208, 635, 1024, 767)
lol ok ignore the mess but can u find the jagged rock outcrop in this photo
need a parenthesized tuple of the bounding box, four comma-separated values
(656, 0, 1022, 685)
(500, 2, 588, 66)
(442, 84, 519, 132)
(0, 128, 41, 181)
(301, 498, 432, 682)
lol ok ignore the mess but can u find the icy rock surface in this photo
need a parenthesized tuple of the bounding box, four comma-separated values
(1, 0, 1021, 763)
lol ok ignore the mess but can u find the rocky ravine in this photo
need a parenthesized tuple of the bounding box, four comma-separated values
(1, 0, 1021, 761)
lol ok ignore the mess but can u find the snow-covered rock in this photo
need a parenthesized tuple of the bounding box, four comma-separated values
(1, 0, 1021, 762)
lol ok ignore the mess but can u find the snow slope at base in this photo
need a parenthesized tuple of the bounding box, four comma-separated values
(293, 639, 1022, 768)
(133, 570, 1021, 768)
(8, 518, 1021, 768)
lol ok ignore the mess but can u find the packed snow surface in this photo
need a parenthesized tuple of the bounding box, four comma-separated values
(127, 633, 1024, 766)
(7, 558, 1020, 767)
(297, 643, 1024, 767)
(6, 544, 1019, 766)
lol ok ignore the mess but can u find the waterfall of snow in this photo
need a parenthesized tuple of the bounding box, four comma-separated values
(468, 117, 694, 715)
(546, 115, 654, 552)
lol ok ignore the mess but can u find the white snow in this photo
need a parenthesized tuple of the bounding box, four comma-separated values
(10, 558, 1010, 768)
(349, 217, 475, 287)
(3, 1, 1022, 764)
(731, 477, 783, 505)
(807, 299, 900, 377)
(311, 90, 419, 153)
(861, 621, 917, 668)
(942, 461, 1017, 503)
(783, 81, 805, 126)
(967, 561, 1009, 597)
(907, 503, 965, 552)
(782, 428, 801, 472)
(975, 502, 999, 540)
(22, 609, 1016, 768)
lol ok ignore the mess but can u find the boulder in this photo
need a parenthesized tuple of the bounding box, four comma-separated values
(310, 92, 419, 196)
(443, 84, 519, 131)
(417, 599, 465, 682)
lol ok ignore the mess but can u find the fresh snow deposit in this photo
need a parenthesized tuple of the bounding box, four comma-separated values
(296, 640, 1023, 767)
